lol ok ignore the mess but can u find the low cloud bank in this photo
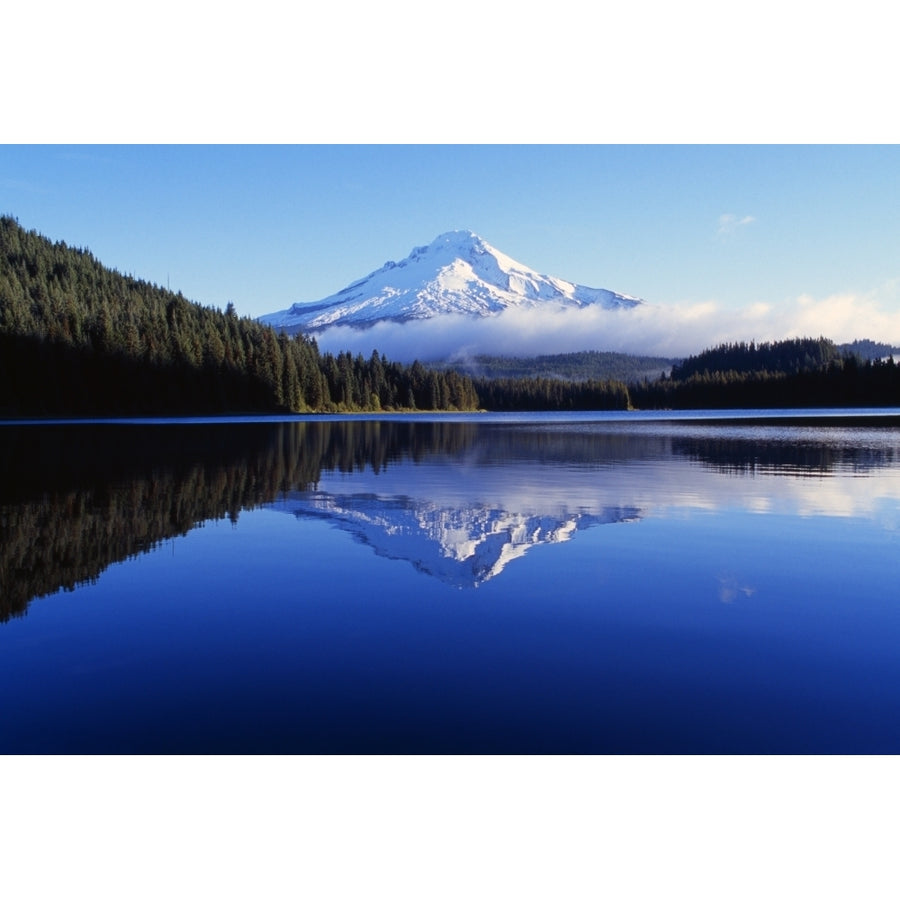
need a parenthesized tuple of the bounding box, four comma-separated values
(311, 286, 900, 363)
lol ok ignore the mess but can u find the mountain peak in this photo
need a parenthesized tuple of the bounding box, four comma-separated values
(394, 230, 495, 267)
(259, 232, 643, 333)
(431, 229, 482, 245)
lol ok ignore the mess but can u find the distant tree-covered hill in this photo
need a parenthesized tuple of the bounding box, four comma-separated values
(838, 339, 900, 361)
(632, 337, 900, 408)
(0, 216, 478, 415)
(670, 337, 841, 380)
(438, 350, 676, 384)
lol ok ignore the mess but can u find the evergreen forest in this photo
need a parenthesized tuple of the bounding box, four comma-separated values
(437, 350, 676, 383)
(630, 337, 900, 408)
(0, 217, 479, 415)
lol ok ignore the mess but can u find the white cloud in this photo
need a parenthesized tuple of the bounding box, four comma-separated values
(311, 284, 900, 362)
(717, 213, 756, 237)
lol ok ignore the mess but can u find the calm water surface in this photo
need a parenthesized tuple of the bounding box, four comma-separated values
(2, 411, 899, 753)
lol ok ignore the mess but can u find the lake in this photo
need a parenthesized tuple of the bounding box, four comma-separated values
(2, 410, 900, 753)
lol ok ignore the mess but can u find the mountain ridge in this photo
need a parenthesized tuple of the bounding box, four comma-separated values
(259, 230, 643, 333)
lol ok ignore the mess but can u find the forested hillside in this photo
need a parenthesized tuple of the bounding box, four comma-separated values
(0, 217, 478, 415)
(438, 350, 675, 383)
(632, 337, 900, 408)
(839, 339, 900, 361)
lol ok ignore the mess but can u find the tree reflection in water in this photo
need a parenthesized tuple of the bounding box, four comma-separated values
(3, 416, 899, 620)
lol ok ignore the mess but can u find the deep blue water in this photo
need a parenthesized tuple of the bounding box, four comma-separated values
(2, 411, 900, 753)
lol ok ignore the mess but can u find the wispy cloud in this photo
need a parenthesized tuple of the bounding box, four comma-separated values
(312, 283, 900, 362)
(717, 213, 756, 237)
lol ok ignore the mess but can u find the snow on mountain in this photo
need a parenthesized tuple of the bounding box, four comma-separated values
(259, 231, 643, 333)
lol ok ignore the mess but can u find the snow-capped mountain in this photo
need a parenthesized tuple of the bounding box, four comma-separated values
(259, 231, 643, 333)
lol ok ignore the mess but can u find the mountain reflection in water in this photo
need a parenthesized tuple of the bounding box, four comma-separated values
(2, 415, 900, 618)
(280, 490, 641, 588)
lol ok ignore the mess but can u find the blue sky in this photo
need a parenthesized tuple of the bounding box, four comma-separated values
(3, 144, 899, 355)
